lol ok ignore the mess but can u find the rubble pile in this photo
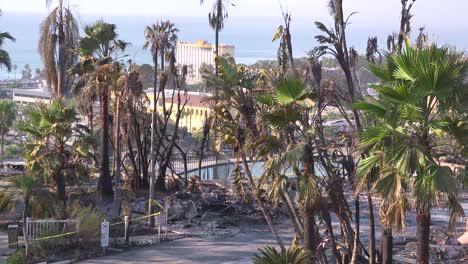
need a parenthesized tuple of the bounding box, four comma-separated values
(164, 179, 288, 239)
(395, 226, 468, 263)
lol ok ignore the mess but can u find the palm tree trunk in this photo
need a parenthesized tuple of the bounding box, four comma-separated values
(381, 227, 393, 264)
(350, 196, 360, 264)
(87, 101, 97, 165)
(214, 25, 219, 78)
(303, 144, 318, 263)
(304, 207, 317, 263)
(55, 172, 66, 205)
(88, 101, 94, 134)
(198, 116, 210, 177)
(0, 133, 4, 163)
(416, 210, 430, 264)
(367, 192, 376, 264)
(22, 197, 29, 257)
(323, 207, 340, 264)
(113, 97, 122, 216)
(98, 84, 113, 200)
(238, 142, 285, 251)
(148, 53, 158, 227)
(280, 190, 303, 238)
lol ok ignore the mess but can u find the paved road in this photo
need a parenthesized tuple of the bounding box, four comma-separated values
(79, 226, 293, 264)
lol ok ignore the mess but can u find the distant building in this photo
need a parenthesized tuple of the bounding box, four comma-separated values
(12, 87, 51, 106)
(176, 40, 235, 81)
(146, 90, 212, 132)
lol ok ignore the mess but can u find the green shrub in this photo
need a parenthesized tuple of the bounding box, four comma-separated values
(69, 203, 104, 244)
(6, 249, 26, 264)
(0, 189, 13, 212)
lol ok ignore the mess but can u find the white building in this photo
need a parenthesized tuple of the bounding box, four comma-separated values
(176, 40, 235, 81)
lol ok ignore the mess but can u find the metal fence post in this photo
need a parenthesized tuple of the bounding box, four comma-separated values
(124, 215, 129, 244)
(8, 224, 18, 248)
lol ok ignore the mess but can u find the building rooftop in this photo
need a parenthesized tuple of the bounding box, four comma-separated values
(177, 40, 234, 48)
(13, 88, 51, 98)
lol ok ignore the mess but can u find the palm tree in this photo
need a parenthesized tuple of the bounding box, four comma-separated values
(0, 10, 15, 71)
(204, 57, 286, 250)
(39, 0, 79, 97)
(20, 98, 92, 205)
(258, 76, 323, 263)
(0, 100, 15, 163)
(143, 20, 178, 226)
(11, 175, 35, 257)
(200, 0, 233, 77)
(78, 20, 127, 201)
(356, 40, 467, 264)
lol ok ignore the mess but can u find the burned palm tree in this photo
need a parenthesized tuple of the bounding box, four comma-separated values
(39, 0, 79, 97)
(144, 20, 179, 227)
(272, 9, 295, 76)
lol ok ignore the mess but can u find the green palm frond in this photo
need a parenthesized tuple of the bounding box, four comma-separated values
(253, 246, 309, 264)
(272, 25, 284, 42)
(275, 78, 306, 104)
(353, 99, 388, 119)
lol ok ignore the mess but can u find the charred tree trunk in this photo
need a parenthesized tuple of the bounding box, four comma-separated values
(368, 192, 376, 264)
(238, 142, 285, 251)
(381, 228, 393, 264)
(22, 196, 29, 257)
(98, 83, 113, 201)
(126, 133, 140, 189)
(55, 171, 66, 205)
(148, 53, 158, 227)
(198, 116, 211, 177)
(303, 144, 318, 263)
(57, 5, 66, 97)
(113, 97, 122, 216)
(350, 196, 360, 264)
(323, 206, 341, 264)
(0, 133, 4, 163)
(280, 191, 303, 238)
(304, 207, 317, 264)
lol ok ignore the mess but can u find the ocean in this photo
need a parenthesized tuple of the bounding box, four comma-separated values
(1, 12, 466, 79)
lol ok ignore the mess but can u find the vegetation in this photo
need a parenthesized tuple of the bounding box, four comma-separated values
(11, 175, 35, 256)
(355, 40, 467, 264)
(0, 1, 466, 264)
(253, 246, 310, 264)
(0, 9, 15, 72)
(0, 100, 15, 162)
(77, 19, 127, 200)
(20, 98, 92, 204)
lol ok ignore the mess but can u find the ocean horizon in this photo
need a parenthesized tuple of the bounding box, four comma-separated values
(1, 12, 466, 79)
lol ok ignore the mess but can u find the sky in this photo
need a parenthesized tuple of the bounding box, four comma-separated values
(0, 0, 467, 78)
(0, 0, 467, 30)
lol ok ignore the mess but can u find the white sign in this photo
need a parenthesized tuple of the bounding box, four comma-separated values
(101, 220, 109, 247)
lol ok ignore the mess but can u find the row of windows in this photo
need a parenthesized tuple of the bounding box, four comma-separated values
(168, 108, 209, 117)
